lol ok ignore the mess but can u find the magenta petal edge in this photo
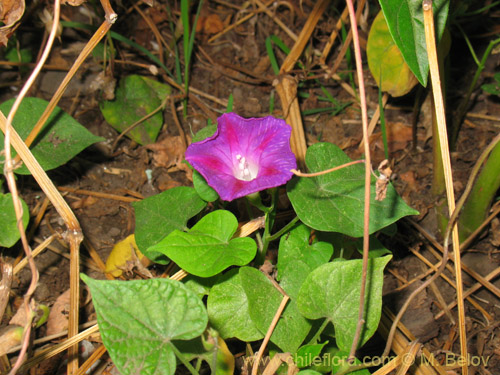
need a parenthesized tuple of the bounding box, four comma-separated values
(185, 113, 297, 201)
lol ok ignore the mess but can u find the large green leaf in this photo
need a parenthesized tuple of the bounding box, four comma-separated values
(367, 10, 418, 97)
(287, 143, 418, 236)
(100, 75, 171, 145)
(207, 269, 264, 342)
(240, 267, 311, 353)
(150, 210, 256, 277)
(133, 186, 206, 263)
(296, 255, 392, 352)
(0, 193, 29, 247)
(378, 0, 449, 87)
(276, 224, 333, 298)
(81, 275, 207, 375)
(0, 97, 104, 175)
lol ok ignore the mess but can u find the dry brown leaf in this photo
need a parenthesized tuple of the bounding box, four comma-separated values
(201, 14, 224, 35)
(0, 0, 25, 46)
(146, 135, 186, 169)
(375, 159, 392, 201)
(70, 195, 98, 210)
(46, 289, 70, 336)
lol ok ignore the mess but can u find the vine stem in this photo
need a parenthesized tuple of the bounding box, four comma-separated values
(169, 343, 200, 375)
(345, 0, 372, 361)
(3, 1, 61, 374)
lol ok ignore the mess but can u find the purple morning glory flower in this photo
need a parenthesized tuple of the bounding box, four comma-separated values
(186, 113, 297, 201)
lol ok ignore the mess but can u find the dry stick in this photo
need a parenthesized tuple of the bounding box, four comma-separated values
(0, 263, 13, 323)
(251, 277, 289, 375)
(345, 0, 372, 361)
(57, 186, 140, 203)
(77, 344, 107, 375)
(2, 2, 61, 374)
(422, 4, 466, 373)
(318, 2, 362, 101)
(207, 0, 275, 43)
(18, 324, 100, 373)
(132, 3, 165, 66)
(13, 234, 57, 275)
(379, 309, 447, 375)
(252, 0, 298, 41)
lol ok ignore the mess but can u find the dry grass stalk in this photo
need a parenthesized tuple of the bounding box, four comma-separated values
(273, 75, 307, 168)
(423, 4, 467, 372)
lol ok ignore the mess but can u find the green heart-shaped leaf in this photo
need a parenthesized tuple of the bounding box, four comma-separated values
(207, 269, 264, 342)
(297, 255, 391, 352)
(287, 143, 418, 236)
(81, 275, 207, 375)
(133, 186, 206, 264)
(151, 210, 256, 277)
(277, 223, 333, 298)
(240, 267, 311, 353)
(0, 97, 104, 175)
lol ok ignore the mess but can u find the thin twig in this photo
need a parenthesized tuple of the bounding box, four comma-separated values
(291, 160, 364, 177)
(251, 274, 289, 375)
(345, 0, 371, 361)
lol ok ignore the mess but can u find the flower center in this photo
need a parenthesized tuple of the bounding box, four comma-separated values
(234, 154, 258, 181)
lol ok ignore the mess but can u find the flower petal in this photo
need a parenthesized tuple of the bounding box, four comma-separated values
(186, 113, 297, 201)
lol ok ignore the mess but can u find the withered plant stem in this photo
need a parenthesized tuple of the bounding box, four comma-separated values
(2, 1, 62, 373)
(345, 0, 372, 361)
(421, 3, 467, 374)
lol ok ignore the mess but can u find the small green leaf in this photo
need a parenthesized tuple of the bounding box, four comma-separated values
(482, 72, 500, 96)
(150, 210, 256, 277)
(81, 275, 207, 375)
(287, 143, 418, 236)
(193, 170, 219, 202)
(0, 193, 29, 247)
(276, 224, 333, 298)
(192, 124, 217, 143)
(0, 98, 104, 175)
(378, 0, 449, 87)
(240, 267, 311, 353)
(367, 11, 418, 97)
(295, 342, 328, 368)
(207, 269, 264, 342)
(100, 75, 171, 145)
(133, 186, 206, 263)
(297, 255, 392, 352)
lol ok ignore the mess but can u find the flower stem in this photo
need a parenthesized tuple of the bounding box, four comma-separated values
(255, 189, 278, 265)
(267, 216, 300, 242)
(306, 318, 331, 345)
(169, 343, 200, 375)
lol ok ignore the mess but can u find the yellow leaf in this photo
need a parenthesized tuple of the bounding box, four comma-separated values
(105, 234, 147, 277)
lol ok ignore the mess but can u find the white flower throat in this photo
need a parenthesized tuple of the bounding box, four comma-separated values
(234, 154, 258, 181)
